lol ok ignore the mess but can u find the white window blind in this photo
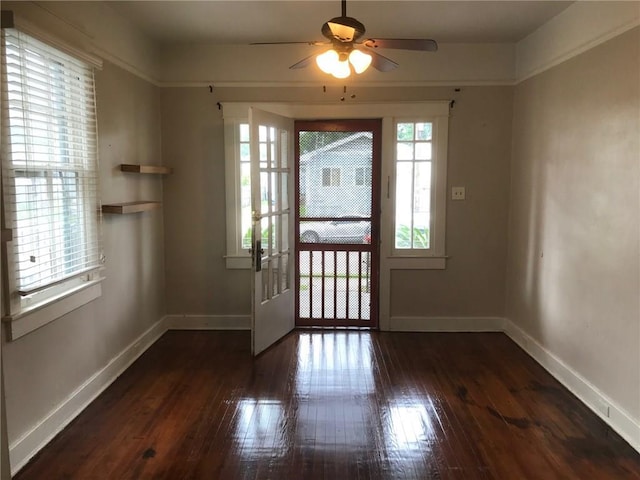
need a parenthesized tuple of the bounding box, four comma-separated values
(1, 28, 101, 304)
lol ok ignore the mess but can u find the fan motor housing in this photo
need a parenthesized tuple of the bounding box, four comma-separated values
(321, 16, 366, 42)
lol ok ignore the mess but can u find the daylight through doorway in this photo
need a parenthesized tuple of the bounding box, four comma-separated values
(295, 120, 381, 328)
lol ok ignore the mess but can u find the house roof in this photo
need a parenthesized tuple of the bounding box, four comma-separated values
(300, 131, 373, 164)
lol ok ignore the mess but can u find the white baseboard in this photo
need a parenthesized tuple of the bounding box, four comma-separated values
(9, 317, 167, 476)
(165, 314, 251, 331)
(390, 316, 505, 332)
(504, 319, 640, 453)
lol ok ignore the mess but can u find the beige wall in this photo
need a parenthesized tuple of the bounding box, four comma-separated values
(2, 61, 165, 471)
(161, 88, 250, 315)
(507, 28, 639, 420)
(391, 87, 513, 318)
(161, 85, 513, 320)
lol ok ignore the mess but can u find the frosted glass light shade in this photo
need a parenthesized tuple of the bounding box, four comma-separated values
(316, 48, 368, 78)
(332, 59, 351, 78)
(316, 50, 339, 74)
(349, 50, 372, 74)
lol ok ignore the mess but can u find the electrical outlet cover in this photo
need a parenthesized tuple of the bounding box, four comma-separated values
(452, 186, 465, 200)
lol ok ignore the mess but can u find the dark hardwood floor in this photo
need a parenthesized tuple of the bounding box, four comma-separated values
(14, 330, 640, 479)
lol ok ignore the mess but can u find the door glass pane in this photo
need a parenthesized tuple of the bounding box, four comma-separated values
(271, 215, 278, 253)
(281, 253, 289, 293)
(259, 143, 267, 163)
(270, 137, 276, 169)
(259, 125, 267, 142)
(272, 258, 280, 297)
(281, 213, 289, 251)
(261, 217, 270, 256)
(261, 261, 269, 301)
(280, 131, 288, 168)
(281, 172, 289, 210)
(240, 123, 250, 142)
(260, 171, 269, 214)
(240, 143, 250, 161)
(271, 172, 279, 211)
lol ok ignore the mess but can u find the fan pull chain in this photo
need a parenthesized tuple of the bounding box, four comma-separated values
(322, 85, 356, 101)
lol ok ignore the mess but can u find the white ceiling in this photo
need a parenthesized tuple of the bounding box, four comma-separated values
(109, 1, 573, 45)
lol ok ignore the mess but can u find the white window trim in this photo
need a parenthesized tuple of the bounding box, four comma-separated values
(389, 116, 449, 262)
(4, 280, 102, 341)
(223, 114, 253, 269)
(222, 102, 450, 331)
(223, 101, 450, 269)
(1, 25, 104, 340)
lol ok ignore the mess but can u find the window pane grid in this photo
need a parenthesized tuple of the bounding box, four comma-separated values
(1, 28, 102, 297)
(395, 122, 433, 251)
(239, 122, 251, 250)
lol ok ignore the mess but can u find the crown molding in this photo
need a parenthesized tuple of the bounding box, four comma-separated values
(516, 2, 640, 83)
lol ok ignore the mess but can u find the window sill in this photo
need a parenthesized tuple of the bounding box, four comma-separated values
(386, 256, 448, 270)
(3, 279, 103, 341)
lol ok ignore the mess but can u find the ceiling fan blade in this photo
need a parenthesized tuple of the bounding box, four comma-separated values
(289, 54, 316, 70)
(250, 41, 327, 46)
(363, 38, 438, 52)
(369, 51, 399, 72)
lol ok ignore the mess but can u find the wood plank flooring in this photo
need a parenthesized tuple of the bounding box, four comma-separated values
(14, 331, 640, 479)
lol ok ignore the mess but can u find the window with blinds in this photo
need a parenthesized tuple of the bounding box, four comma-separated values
(1, 28, 102, 314)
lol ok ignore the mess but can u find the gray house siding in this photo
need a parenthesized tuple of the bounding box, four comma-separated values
(300, 132, 372, 217)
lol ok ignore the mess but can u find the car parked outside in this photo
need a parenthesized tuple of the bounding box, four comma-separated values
(300, 217, 370, 244)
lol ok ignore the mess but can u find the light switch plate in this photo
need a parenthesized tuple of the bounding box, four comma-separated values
(452, 186, 466, 200)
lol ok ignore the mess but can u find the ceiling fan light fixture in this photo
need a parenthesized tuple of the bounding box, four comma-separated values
(348, 49, 372, 74)
(327, 21, 357, 42)
(316, 49, 340, 74)
(316, 49, 351, 78)
(332, 58, 351, 78)
(256, 0, 438, 76)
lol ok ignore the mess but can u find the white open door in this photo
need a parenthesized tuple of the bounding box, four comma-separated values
(250, 108, 295, 355)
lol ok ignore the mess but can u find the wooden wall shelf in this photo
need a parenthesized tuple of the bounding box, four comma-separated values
(120, 164, 172, 175)
(102, 201, 161, 215)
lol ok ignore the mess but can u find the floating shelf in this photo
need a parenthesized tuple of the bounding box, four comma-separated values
(101, 201, 161, 215)
(120, 164, 172, 175)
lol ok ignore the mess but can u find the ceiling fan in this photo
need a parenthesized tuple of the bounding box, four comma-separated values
(252, 0, 438, 78)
